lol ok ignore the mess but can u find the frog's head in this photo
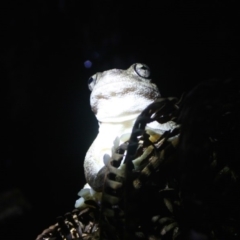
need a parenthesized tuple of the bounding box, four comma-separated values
(88, 63, 160, 123)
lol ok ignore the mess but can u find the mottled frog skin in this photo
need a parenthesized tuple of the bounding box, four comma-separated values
(83, 63, 174, 192)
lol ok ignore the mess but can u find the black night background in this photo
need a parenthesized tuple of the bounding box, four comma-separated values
(1, 1, 240, 239)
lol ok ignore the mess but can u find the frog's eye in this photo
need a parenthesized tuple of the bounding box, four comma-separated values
(88, 74, 97, 91)
(134, 63, 151, 79)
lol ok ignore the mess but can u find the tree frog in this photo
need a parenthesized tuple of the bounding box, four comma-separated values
(83, 63, 174, 192)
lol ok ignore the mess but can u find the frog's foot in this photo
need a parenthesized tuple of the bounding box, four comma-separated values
(75, 183, 102, 209)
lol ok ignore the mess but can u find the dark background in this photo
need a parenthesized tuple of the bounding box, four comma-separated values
(2, 1, 240, 239)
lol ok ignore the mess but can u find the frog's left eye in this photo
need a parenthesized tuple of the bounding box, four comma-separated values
(88, 74, 97, 91)
(134, 63, 151, 79)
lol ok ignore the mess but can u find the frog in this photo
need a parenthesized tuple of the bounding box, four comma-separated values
(82, 63, 175, 194)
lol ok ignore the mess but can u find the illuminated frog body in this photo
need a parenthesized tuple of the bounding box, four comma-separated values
(83, 63, 175, 193)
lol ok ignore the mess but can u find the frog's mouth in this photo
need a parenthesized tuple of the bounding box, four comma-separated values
(92, 86, 160, 100)
(90, 85, 160, 123)
(91, 78, 160, 98)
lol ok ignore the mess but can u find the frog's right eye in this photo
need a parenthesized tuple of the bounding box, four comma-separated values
(134, 63, 151, 79)
(88, 75, 97, 91)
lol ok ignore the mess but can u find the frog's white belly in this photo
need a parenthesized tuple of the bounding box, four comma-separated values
(84, 118, 136, 184)
(95, 120, 135, 161)
(84, 115, 175, 188)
